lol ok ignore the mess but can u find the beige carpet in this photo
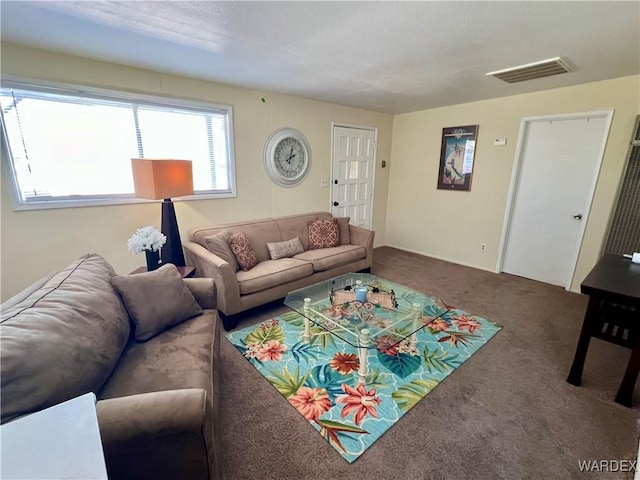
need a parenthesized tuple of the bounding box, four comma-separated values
(218, 246, 639, 480)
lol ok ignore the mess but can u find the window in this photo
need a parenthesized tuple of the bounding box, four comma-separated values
(0, 80, 235, 209)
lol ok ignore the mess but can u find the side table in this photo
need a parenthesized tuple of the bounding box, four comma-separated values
(567, 254, 640, 407)
(130, 265, 196, 278)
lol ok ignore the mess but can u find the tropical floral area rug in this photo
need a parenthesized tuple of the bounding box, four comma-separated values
(226, 300, 502, 463)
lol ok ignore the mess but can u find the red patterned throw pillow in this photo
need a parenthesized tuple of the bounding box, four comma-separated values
(308, 219, 340, 250)
(228, 232, 259, 271)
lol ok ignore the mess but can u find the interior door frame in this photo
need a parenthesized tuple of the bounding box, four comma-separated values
(496, 109, 614, 290)
(330, 122, 378, 229)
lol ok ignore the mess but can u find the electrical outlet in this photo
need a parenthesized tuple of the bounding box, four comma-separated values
(480, 243, 487, 252)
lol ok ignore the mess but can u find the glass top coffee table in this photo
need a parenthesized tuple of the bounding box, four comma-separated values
(284, 272, 449, 383)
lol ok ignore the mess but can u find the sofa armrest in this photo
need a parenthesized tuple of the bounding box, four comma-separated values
(184, 278, 217, 310)
(349, 225, 375, 268)
(183, 241, 241, 315)
(96, 389, 216, 480)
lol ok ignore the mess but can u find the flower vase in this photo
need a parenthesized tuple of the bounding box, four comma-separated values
(145, 249, 161, 271)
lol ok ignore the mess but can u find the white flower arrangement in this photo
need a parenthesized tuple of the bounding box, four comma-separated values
(127, 226, 166, 254)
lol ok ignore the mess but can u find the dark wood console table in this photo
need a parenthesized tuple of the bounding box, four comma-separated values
(130, 266, 196, 278)
(567, 254, 640, 406)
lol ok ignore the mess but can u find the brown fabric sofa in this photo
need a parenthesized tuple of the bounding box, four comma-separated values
(184, 212, 375, 329)
(0, 253, 220, 480)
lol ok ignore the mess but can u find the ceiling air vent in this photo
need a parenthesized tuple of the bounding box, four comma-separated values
(486, 57, 574, 83)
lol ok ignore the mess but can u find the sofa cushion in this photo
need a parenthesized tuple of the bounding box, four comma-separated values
(336, 217, 351, 245)
(274, 212, 332, 251)
(236, 259, 314, 295)
(308, 218, 340, 249)
(190, 218, 283, 262)
(204, 230, 239, 272)
(98, 310, 219, 401)
(229, 232, 259, 271)
(293, 245, 366, 272)
(111, 264, 203, 341)
(0, 253, 131, 424)
(230, 221, 282, 263)
(267, 237, 304, 260)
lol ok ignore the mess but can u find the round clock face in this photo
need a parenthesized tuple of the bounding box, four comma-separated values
(264, 128, 311, 187)
(274, 137, 306, 179)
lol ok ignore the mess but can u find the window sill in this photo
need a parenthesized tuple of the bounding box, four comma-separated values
(10, 192, 237, 212)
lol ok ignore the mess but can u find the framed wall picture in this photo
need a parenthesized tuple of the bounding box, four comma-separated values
(437, 125, 478, 191)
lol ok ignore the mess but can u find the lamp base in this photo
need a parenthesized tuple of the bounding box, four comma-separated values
(161, 198, 186, 267)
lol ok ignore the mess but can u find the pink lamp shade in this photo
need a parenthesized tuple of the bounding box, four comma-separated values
(131, 158, 194, 200)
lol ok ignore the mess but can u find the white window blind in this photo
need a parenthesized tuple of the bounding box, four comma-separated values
(0, 81, 235, 209)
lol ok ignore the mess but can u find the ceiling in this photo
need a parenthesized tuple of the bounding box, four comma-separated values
(1, 1, 639, 114)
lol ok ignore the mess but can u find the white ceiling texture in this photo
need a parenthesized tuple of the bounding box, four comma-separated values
(1, 1, 639, 114)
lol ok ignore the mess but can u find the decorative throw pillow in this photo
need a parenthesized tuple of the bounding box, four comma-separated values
(111, 264, 203, 341)
(335, 217, 351, 245)
(228, 232, 259, 271)
(308, 219, 340, 249)
(267, 237, 305, 260)
(204, 230, 239, 272)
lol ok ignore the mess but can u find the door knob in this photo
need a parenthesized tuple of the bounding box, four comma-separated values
(333, 201, 339, 207)
(573, 213, 583, 220)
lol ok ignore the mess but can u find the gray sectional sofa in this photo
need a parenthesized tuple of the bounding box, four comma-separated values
(184, 211, 375, 330)
(0, 254, 221, 480)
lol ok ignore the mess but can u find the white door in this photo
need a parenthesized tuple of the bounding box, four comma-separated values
(501, 112, 612, 287)
(331, 126, 376, 228)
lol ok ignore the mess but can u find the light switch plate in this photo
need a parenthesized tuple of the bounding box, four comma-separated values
(320, 178, 328, 188)
(493, 137, 507, 146)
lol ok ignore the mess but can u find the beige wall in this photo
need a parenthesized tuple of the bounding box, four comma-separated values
(2, 43, 636, 301)
(0, 43, 393, 300)
(386, 75, 639, 292)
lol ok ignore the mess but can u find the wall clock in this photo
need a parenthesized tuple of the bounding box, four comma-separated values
(264, 127, 311, 187)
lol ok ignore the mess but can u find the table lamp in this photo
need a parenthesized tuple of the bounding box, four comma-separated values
(131, 158, 194, 267)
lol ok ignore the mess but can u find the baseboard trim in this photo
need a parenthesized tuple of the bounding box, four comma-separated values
(377, 244, 498, 274)
(376, 245, 585, 295)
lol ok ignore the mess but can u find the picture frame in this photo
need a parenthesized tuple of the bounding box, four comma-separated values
(437, 125, 478, 191)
